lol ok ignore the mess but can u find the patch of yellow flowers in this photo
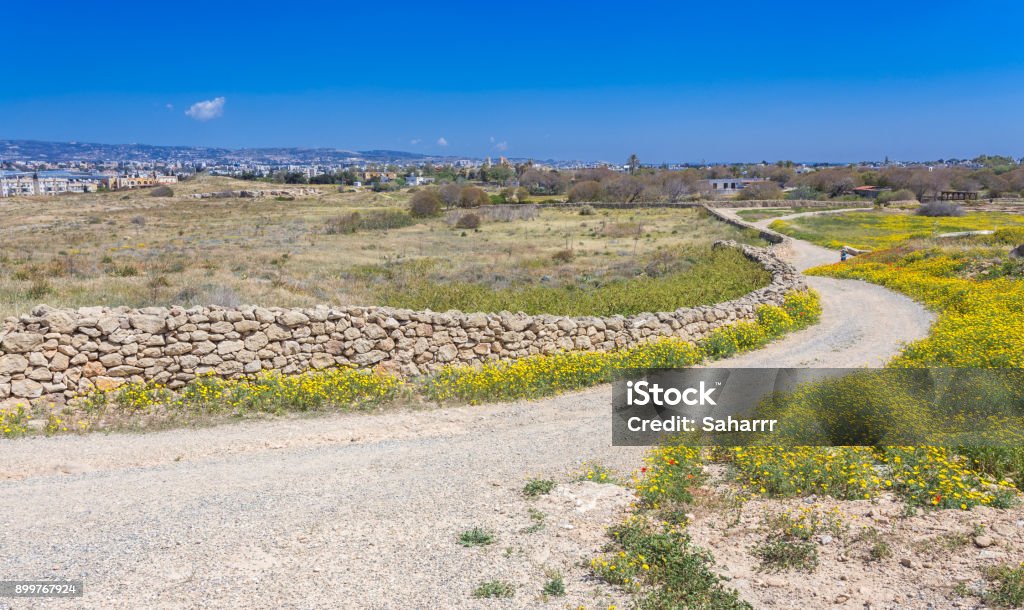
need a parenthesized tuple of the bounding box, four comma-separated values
(82, 367, 403, 418)
(810, 247, 1024, 367)
(726, 445, 1016, 509)
(771, 211, 1024, 251)
(1, 405, 30, 438)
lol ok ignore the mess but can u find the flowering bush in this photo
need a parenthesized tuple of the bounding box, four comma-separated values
(82, 367, 404, 418)
(1, 405, 30, 438)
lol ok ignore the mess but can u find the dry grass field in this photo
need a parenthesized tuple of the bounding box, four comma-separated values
(0, 176, 769, 319)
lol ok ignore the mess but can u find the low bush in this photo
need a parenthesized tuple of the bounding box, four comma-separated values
(325, 209, 415, 234)
(149, 185, 174, 197)
(472, 581, 514, 598)
(454, 213, 481, 229)
(875, 188, 916, 205)
(984, 564, 1024, 608)
(550, 248, 574, 263)
(409, 189, 443, 217)
(591, 519, 751, 608)
(916, 201, 965, 217)
(522, 478, 556, 497)
(457, 528, 496, 547)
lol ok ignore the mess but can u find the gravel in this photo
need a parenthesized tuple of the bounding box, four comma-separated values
(0, 216, 936, 609)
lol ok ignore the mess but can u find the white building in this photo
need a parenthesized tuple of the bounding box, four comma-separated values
(1, 173, 104, 197)
(406, 175, 435, 186)
(702, 178, 771, 194)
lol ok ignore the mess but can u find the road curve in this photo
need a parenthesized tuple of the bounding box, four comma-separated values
(712, 209, 935, 367)
(0, 211, 935, 609)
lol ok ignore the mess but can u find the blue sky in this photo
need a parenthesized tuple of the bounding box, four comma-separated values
(2, 1, 1023, 162)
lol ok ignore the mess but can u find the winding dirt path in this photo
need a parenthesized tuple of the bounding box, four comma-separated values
(716, 209, 935, 367)
(0, 212, 935, 609)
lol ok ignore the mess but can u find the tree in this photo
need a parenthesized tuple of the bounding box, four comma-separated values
(409, 189, 443, 217)
(438, 183, 462, 208)
(567, 180, 604, 202)
(487, 165, 514, 184)
(605, 175, 644, 202)
(520, 168, 567, 195)
(736, 181, 784, 200)
(458, 186, 489, 208)
(627, 154, 640, 176)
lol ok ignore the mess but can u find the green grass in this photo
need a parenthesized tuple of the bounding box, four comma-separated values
(376, 245, 771, 316)
(735, 206, 862, 221)
(770, 210, 1024, 250)
(457, 528, 496, 547)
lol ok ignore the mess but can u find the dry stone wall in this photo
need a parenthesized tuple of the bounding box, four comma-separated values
(0, 242, 805, 406)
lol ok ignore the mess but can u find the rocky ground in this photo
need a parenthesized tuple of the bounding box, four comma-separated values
(687, 464, 1024, 609)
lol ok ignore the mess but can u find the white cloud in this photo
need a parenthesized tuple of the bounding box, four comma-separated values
(185, 97, 226, 121)
(493, 140, 509, 152)
(410, 138, 422, 145)
(436, 136, 448, 147)
(165, 103, 174, 111)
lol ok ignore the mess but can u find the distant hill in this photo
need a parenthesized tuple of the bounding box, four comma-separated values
(0, 139, 445, 165)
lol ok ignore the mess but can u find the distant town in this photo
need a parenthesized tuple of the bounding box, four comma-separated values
(1, 138, 1020, 200)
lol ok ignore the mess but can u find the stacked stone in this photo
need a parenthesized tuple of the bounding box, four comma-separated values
(188, 188, 321, 199)
(0, 243, 804, 406)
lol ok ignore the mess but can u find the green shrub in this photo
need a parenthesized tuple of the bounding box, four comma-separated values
(472, 581, 514, 598)
(542, 575, 566, 597)
(457, 528, 495, 547)
(522, 478, 556, 497)
(876, 188, 916, 205)
(984, 564, 1024, 608)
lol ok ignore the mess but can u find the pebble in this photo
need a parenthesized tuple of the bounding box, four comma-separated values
(973, 535, 995, 548)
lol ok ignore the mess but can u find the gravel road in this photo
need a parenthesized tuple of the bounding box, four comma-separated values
(0, 214, 935, 609)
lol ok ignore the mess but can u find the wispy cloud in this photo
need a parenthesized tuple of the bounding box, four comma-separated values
(165, 103, 174, 111)
(493, 140, 509, 152)
(185, 97, 226, 121)
(436, 136, 448, 147)
(410, 138, 422, 145)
